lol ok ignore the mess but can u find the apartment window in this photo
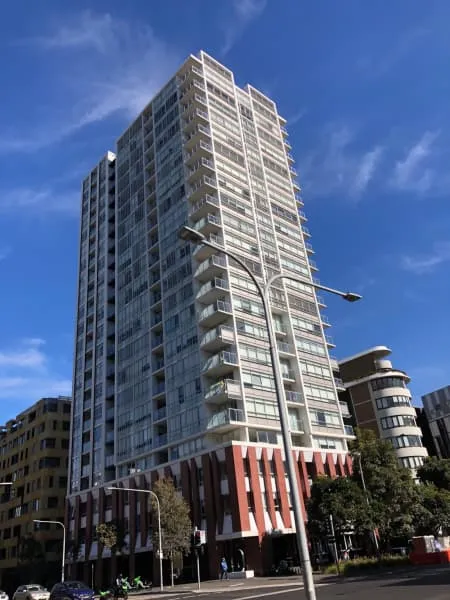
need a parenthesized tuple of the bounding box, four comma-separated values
(47, 497, 58, 509)
(380, 415, 417, 430)
(59, 476, 68, 489)
(375, 395, 411, 410)
(371, 377, 406, 391)
(400, 456, 424, 469)
(40, 438, 56, 450)
(43, 401, 58, 413)
(310, 410, 341, 429)
(389, 435, 423, 449)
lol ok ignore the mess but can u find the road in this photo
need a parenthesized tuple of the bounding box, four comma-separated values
(136, 566, 450, 600)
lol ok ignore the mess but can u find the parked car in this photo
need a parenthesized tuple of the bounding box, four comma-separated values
(13, 586, 49, 600)
(0, 590, 10, 600)
(49, 582, 94, 600)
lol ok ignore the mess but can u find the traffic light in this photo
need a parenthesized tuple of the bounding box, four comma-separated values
(191, 530, 206, 549)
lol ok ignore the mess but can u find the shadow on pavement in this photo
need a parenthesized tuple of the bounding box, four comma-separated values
(383, 569, 450, 587)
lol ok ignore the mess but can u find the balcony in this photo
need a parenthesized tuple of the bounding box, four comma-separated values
(335, 377, 346, 391)
(189, 175, 217, 202)
(281, 370, 296, 382)
(339, 402, 351, 417)
(152, 359, 165, 375)
(183, 108, 209, 132)
(154, 406, 167, 422)
(204, 379, 241, 405)
(285, 390, 304, 405)
(302, 226, 311, 237)
(195, 255, 227, 281)
(154, 434, 168, 448)
(289, 416, 304, 433)
(152, 335, 164, 353)
(193, 213, 221, 235)
(316, 295, 326, 308)
(188, 157, 214, 183)
(321, 314, 331, 327)
(202, 350, 238, 377)
(200, 324, 234, 352)
(197, 277, 229, 305)
(185, 140, 213, 165)
(309, 259, 318, 271)
(277, 342, 295, 356)
(151, 313, 163, 330)
(325, 334, 336, 348)
(305, 241, 314, 254)
(344, 424, 355, 437)
(189, 194, 220, 220)
(193, 234, 223, 261)
(105, 430, 114, 443)
(180, 78, 206, 101)
(273, 322, 287, 337)
(184, 124, 212, 150)
(206, 408, 245, 433)
(152, 382, 166, 398)
(198, 300, 232, 328)
(298, 210, 307, 221)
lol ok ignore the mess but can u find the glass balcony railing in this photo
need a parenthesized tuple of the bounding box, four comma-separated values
(202, 351, 238, 373)
(207, 407, 245, 430)
(285, 391, 304, 404)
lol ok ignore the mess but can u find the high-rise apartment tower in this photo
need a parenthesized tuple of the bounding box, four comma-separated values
(68, 51, 352, 583)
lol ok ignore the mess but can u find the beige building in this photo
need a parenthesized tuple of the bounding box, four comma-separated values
(0, 397, 71, 589)
(339, 346, 428, 471)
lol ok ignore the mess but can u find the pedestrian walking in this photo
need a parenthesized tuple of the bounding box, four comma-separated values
(220, 557, 229, 580)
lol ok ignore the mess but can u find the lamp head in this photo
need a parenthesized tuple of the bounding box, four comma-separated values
(343, 292, 362, 303)
(178, 226, 205, 244)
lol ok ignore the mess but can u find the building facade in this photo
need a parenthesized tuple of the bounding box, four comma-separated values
(68, 51, 353, 583)
(422, 385, 450, 458)
(0, 397, 71, 589)
(339, 346, 428, 471)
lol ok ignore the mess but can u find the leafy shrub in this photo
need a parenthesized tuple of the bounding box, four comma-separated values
(323, 554, 410, 576)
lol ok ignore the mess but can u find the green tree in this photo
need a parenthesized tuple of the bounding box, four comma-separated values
(417, 456, 450, 490)
(350, 429, 423, 547)
(307, 475, 369, 539)
(96, 520, 127, 555)
(415, 484, 450, 535)
(150, 478, 192, 587)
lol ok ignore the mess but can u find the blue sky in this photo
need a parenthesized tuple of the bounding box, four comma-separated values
(0, 0, 449, 420)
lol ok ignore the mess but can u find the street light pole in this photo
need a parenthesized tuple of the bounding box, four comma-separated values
(34, 519, 66, 582)
(107, 487, 163, 592)
(179, 226, 361, 600)
(353, 453, 379, 554)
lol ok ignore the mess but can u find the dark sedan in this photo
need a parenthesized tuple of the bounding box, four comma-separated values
(49, 582, 94, 600)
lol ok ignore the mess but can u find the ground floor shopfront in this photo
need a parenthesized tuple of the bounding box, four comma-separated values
(66, 443, 352, 587)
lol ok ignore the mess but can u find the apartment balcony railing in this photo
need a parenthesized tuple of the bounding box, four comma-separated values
(277, 342, 295, 355)
(204, 379, 241, 404)
(200, 324, 234, 352)
(185, 140, 213, 164)
(193, 234, 223, 262)
(193, 213, 221, 235)
(153, 382, 166, 397)
(189, 194, 219, 219)
(154, 406, 167, 421)
(189, 175, 217, 201)
(285, 391, 304, 404)
(289, 416, 304, 432)
(188, 157, 214, 182)
(195, 254, 227, 281)
(202, 350, 238, 377)
(339, 402, 351, 417)
(198, 300, 232, 328)
(281, 370, 296, 381)
(197, 277, 229, 304)
(344, 425, 355, 436)
(154, 434, 168, 448)
(206, 407, 245, 432)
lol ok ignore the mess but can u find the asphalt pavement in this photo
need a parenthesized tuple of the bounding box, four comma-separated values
(130, 565, 450, 600)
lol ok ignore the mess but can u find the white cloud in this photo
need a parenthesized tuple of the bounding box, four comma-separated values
(400, 241, 450, 274)
(0, 187, 79, 216)
(0, 339, 71, 408)
(391, 130, 440, 193)
(221, 0, 267, 55)
(286, 108, 307, 127)
(0, 11, 180, 154)
(299, 124, 383, 199)
(350, 146, 384, 196)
